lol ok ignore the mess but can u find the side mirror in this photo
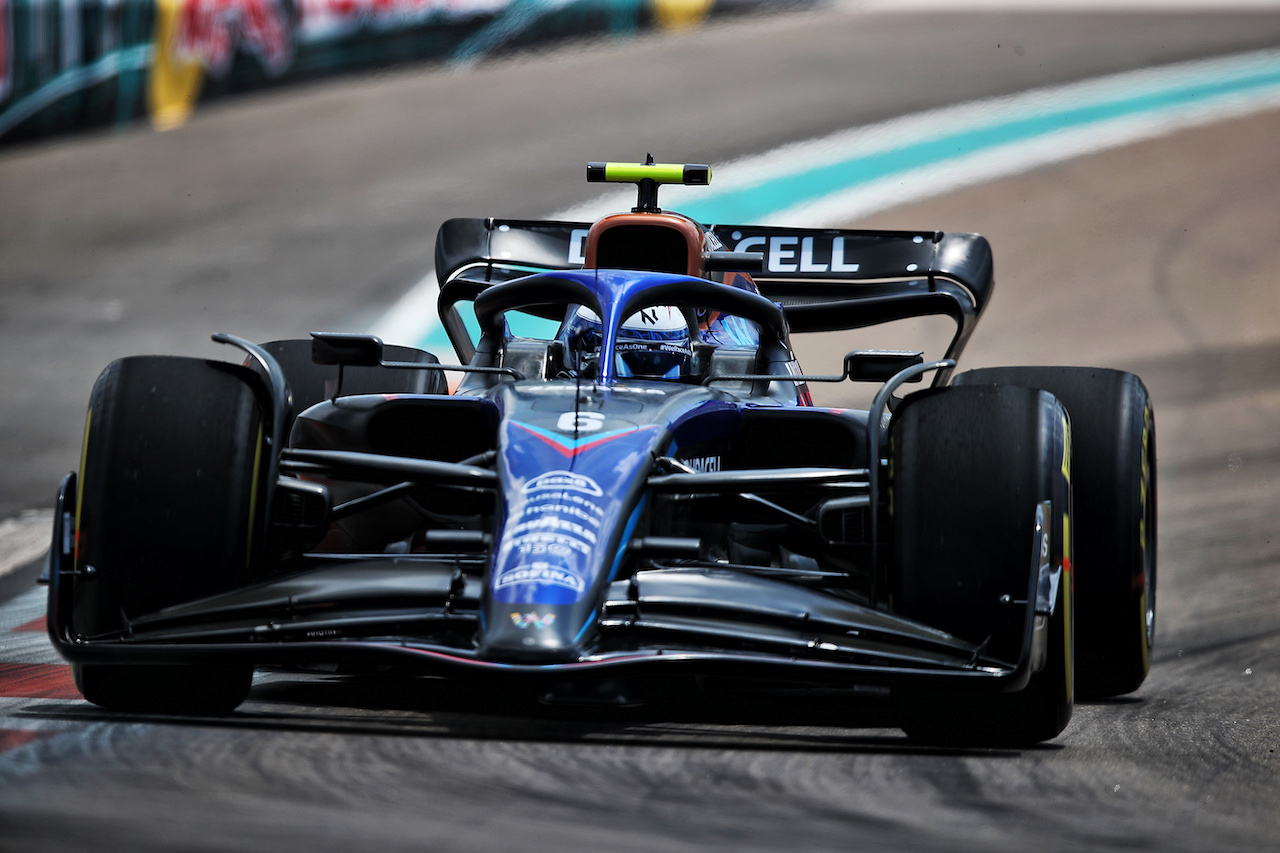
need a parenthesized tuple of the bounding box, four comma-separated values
(311, 332, 384, 367)
(844, 350, 924, 383)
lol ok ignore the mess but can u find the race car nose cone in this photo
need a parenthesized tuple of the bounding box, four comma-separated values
(476, 605, 585, 663)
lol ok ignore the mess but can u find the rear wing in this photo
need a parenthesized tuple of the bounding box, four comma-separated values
(434, 218, 994, 373)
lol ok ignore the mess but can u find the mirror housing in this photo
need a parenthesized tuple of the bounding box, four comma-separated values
(311, 332, 384, 367)
(844, 350, 925, 383)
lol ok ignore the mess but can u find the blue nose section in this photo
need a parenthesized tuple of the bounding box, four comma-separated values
(475, 409, 660, 662)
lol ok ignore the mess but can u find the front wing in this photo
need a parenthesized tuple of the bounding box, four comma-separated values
(46, 479, 1042, 694)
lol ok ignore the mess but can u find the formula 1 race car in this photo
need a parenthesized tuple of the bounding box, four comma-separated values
(44, 161, 1157, 746)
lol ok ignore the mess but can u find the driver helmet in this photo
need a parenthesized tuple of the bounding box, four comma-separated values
(560, 305, 693, 379)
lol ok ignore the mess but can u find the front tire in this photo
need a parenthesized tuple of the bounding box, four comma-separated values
(71, 356, 267, 714)
(889, 384, 1073, 746)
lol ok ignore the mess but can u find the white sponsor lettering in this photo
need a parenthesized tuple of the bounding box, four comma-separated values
(799, 236, 828, 273)
(514, 532, 592, 556)
(525, 471, 603, 496)
(495, 563, 586, 594)
(512, 516, 598, 545)
(523, 503, 603, 527)
(733, 234, 862, 274)
(768, 236, 799, 273)
(679, 455, 722, 472)
(831, 236, 860, 272)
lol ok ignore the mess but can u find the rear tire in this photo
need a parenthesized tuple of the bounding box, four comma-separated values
(954, 367, 1155, 698)
(889, 384, 1073, 746)
(72, 356, 266, 714)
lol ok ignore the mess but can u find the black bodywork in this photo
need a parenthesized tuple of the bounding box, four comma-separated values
(46, 204, 1077, 722)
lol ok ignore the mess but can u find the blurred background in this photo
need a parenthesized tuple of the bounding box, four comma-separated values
(2, 3, 1280, 849)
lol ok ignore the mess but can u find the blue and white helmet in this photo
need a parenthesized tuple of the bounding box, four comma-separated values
(560, 305, 693, 379)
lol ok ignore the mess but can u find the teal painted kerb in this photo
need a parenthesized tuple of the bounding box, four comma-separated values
(677, 59, 1280, 224)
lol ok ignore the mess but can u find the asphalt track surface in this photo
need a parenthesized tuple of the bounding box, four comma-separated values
(1, 6, 1279, 851)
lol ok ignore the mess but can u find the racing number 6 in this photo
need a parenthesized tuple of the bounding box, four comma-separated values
(557, 411, 605, 433)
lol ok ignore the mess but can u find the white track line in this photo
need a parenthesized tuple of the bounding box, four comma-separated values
(0, 513, 52, 582)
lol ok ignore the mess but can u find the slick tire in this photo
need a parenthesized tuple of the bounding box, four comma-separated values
(258, 339, 447, 418)
(72, 662, 253, 716)
(954, 367, 1155, 698)
(72, 356, 266, 714)
(889, 384, 1073, 747)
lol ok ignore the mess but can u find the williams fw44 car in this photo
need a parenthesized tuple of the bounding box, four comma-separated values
(45, 161, 1157, 746)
